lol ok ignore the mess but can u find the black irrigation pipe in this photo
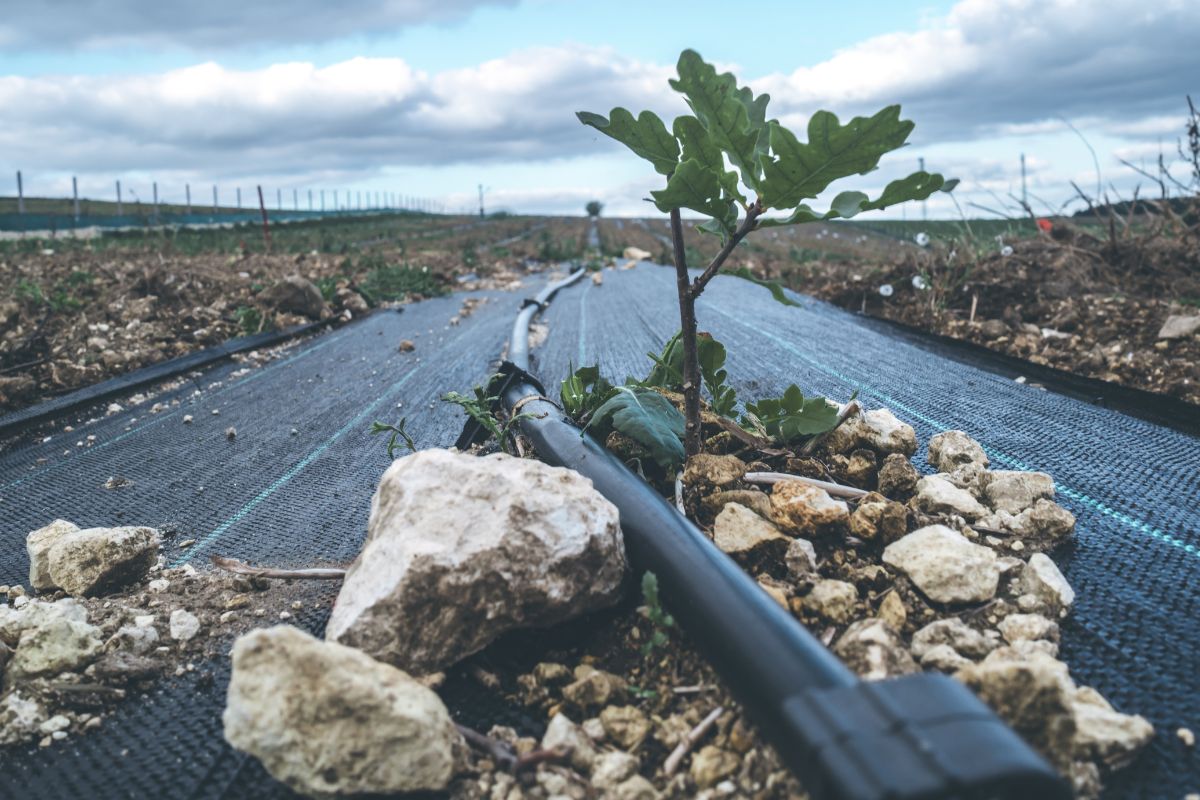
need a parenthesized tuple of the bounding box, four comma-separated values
(0, 316, 338, 441)
(458, 272, 1071, 800)
(847, 310, 1200, 437)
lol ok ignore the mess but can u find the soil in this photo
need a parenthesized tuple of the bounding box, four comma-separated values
(0, 215, 592, 414)
(0, 558, 337, 750)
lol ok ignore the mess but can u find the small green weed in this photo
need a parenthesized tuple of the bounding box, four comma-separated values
(370, 418, 417, 458)
(640, 571, 675, 657)
(359, 262, 445, 303)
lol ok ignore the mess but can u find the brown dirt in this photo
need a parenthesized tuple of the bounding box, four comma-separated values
(0, 215, 592, 414)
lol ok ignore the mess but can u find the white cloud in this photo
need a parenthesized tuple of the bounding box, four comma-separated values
(754, 0, 1200, 144)
(2, 0, 1197, 216)
(0, 0, 517, 50)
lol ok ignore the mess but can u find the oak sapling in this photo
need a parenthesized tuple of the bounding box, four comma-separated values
(578, 49, 956, 455)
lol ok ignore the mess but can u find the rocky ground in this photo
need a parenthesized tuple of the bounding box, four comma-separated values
(0, 215, 589, 413)
(792, 222, 1200, 406)
(0, 398, 1164, 798)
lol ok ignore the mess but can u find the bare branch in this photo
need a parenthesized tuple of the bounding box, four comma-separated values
(664, 706, 724, 776)
(210, 555, 346, 580)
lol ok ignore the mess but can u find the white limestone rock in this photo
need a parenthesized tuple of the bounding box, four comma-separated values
(326, 450, 625, 674)
(42, 526, 160, 596)
(883, 525, 999, 604)
(169, 609, 201, 642)
(7, 616, 103, 680)
(223, 625, 461, 798)
(858, 408, 918, 456)
(927, 430, 989, 472)
(913, 475, 989, 520)
(833, 618, 918, 681)
(713, 503, 788, 555)
(1020, 554, 1076, 613)
(983, 471, 1055, 515)
(770, 481, 849, 535)
(26, 519, 80, 591)
(910, 617, 999, 660)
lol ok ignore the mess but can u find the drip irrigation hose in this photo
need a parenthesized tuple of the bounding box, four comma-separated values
(458, 274, 1071, 800)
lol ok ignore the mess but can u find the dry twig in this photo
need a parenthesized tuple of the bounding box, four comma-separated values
(210, 556, 346, 580)
(743, 471, 868, 500)
(663, 705, 724, 776)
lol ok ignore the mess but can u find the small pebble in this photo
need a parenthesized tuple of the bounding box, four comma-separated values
(211, 409, 220, 416)
(178, 539, 196, 549)
(279, 611, 292, 620)
(225, 427, 237, 440)
(183, 415, 193, 424)
(1179, 727, 1195, 747)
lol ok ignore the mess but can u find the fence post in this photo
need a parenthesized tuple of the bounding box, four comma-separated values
(276, 187, 281, 211)
(320, 189, 325, 212)
(293, 188, 298, 211)
(72, 176, 80, 223)
(308, 189, 313, 212)
(16, 171, 24, 215)
(116, 180, 123, 216)
(152, 181, 159, 224)
(257, 185, 271, 253)
(237, 187, 242, 209)
(186, 183, 192, 215)
(212, 185, 218, 215)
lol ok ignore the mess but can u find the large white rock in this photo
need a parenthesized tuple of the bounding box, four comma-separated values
(0, 598, 89, 647)
(40, 526, 160, 596)
(858, 408, 918, 456)
(983, 471, 1055, 515)
(224, 625, 461, 798)
(927, 431, 989, 472)
(1021, 553, 1076, 612)
(26, 519, 80, 591)
(7, 616, 104, 680)
(326, 450, 625, 674)
(883, 525, 999, 604)
(825, 408, 916, 456)
(957, 646, 1153, 773)
(713, 503, 787, 555)
(770, 480, 849, 534)
(913, 475, 988, 520)
(1157, 314, 1200, 340)
(833, 618, 918, 681)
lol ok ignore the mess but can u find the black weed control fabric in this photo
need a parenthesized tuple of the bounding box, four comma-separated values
(0, 263, 1196, 798)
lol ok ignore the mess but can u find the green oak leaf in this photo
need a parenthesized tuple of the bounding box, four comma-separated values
(759, 107, 915, 209)
(650, 159, 737, 234)
(669, 50, 768, 192)
(674, 115, 745, 204)
(586, 386, 686, 470)
(577, 108, 680, 176)
(758, 170, 955, 228)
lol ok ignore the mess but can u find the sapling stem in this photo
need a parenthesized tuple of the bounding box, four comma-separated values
(670, 204, 761, 456)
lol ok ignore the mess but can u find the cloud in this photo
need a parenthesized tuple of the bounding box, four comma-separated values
(2, 0, 1197, 215)
(754, 0, 1200, 144)
(0, 48, 675, 181)
(0, 0, 517, 50)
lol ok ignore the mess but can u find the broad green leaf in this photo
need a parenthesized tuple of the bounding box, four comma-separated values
(743, 385, 839, 443)
(669, 50, 767, 191)
(650, 159, 737, 234)
(586, 386, 686, 470)
(758, 170, 954, 228)
(759, 106, 914, 209)
(720, 267, 800, 307)
(577, 108, 680, 176)
(674, 115, 745, 204)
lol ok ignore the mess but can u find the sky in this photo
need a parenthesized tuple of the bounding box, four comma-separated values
(1, 0, 1197, 219)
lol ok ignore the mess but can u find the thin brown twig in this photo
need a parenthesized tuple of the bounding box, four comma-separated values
(743, 471, 868, 500)
(664, 705, 724, 777)
(210, 555, 346, 580)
